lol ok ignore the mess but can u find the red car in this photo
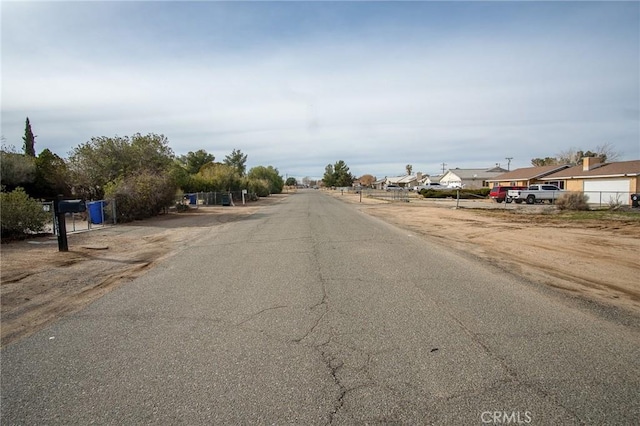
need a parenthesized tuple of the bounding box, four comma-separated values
(489, 186, 526, 203)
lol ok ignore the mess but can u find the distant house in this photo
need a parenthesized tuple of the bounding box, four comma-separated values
(439, 166, 508, 189)
(544, 158, 640, 205)
(383, 173, 424, 189)
(487, 164, 572, 188)
(373, 178, 387, 190)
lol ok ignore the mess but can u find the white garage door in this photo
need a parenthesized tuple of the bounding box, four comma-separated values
(583, 179, 631, 205)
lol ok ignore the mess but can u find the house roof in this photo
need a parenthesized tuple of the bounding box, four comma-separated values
(544, 160, 640, 179)
(398, 175, 418, 184)
(386, 174, 419, 184)
(488, 164, 571, 182)
(444, 167, 508, 180)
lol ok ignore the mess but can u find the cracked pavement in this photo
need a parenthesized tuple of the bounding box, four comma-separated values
(2, 190, 639, 424)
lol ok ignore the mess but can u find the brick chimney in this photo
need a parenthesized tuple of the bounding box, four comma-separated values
(416, 172, 423, 182)
(582, 156, 602, 171)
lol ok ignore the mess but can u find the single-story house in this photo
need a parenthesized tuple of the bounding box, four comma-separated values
(487, 164, 572, 188)
(372, 178, 387, 190)
(376, 173, 425, 189)
(439, 166, 508, 189)
(544, 158, 640, 205)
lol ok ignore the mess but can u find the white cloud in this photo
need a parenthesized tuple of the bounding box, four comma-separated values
(2, 1, 638, 179)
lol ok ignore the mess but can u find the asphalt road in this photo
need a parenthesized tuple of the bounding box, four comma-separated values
(2, 191, 639, 425)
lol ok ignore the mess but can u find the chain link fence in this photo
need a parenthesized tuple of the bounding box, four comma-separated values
(42, 199, 117, 235)
(178, 191, 257, 207)
(339, 187, 638, 208)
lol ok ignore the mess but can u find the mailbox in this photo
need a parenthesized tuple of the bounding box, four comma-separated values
(58, 199, 86, 213)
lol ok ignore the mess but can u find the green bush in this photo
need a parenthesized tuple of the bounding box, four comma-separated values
(1, 187, 49, 239)
(104, 172, 177, 222)
(419, 188, 490, 199)
(247, 178, 271, 197)
(174, 202, 190, 212)
(556, 192, 590, 211)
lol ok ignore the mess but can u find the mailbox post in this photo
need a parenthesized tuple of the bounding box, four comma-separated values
(55, 196, 86, 252)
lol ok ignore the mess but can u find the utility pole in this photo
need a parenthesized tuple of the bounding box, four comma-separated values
(505, 157, 513, 171)
(441, 163, 447, 174)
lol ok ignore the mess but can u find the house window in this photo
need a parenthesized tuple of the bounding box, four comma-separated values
(544, 180, 564, 189)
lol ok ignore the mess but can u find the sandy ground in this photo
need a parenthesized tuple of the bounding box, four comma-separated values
(2, 191, 639, 347)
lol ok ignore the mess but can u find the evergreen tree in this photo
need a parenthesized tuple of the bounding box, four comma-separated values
(179, 149, 215, 174)
(323, 160, 354, 187)
(224, 148, 248, 176)
(323, 164, 335, 187)
(22, 117, 36, 157)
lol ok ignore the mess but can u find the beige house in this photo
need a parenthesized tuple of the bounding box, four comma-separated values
(487, 164, 571, 188)
(439, 166, 507, 189)
(544, 158, 640, 205)
(382, 173, 424, 189)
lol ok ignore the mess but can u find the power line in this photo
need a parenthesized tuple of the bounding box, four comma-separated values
(505, 157, 513, 171)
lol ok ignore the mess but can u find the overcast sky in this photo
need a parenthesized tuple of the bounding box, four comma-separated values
(2, 1, 639, 180)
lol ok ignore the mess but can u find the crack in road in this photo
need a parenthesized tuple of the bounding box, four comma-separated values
(293, 230, 384, 424)
(447, 314, 585, 423)
(235, 305, 289, 326)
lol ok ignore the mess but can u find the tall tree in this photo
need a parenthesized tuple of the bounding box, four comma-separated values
(248, 165, 284, 194)
(0, 144, 35, 190)
(359, 174, 376, 187)
(323, 160, 353, 187)
(129, 133, 174, 173)
(223, 148, 248, 176)
(406, 164, 413, 175)
(530, 157, 560, 167)
(323, 164, 335, 187)
(32, 149, 71, 198)
(68, 133, 174, 198)
(558, 143, 620, 164)
(198, 163, 242, 191)
(533, 143, 620, 167)
(333, 160, 353, 187)
(179, 149, 215, 174)
(22, 117, 36, 157)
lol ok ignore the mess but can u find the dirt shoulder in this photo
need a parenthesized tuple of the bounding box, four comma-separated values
(2, 191, 639, 348)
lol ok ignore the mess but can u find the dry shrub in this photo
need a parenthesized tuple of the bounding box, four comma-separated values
(556, 192, 590, 211)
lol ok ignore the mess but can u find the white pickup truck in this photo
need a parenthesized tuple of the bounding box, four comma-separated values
(506, 184, 564, 204)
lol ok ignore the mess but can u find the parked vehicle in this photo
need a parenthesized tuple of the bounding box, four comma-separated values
(386, 184, 404, 191)
(412, 183, 443, 191)
(507, 184, 564, 204)
(489, 186, 526, 203)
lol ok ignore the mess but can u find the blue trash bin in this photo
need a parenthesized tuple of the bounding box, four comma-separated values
(88, 201, 104, 224)
(189, 194, 197, 205)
